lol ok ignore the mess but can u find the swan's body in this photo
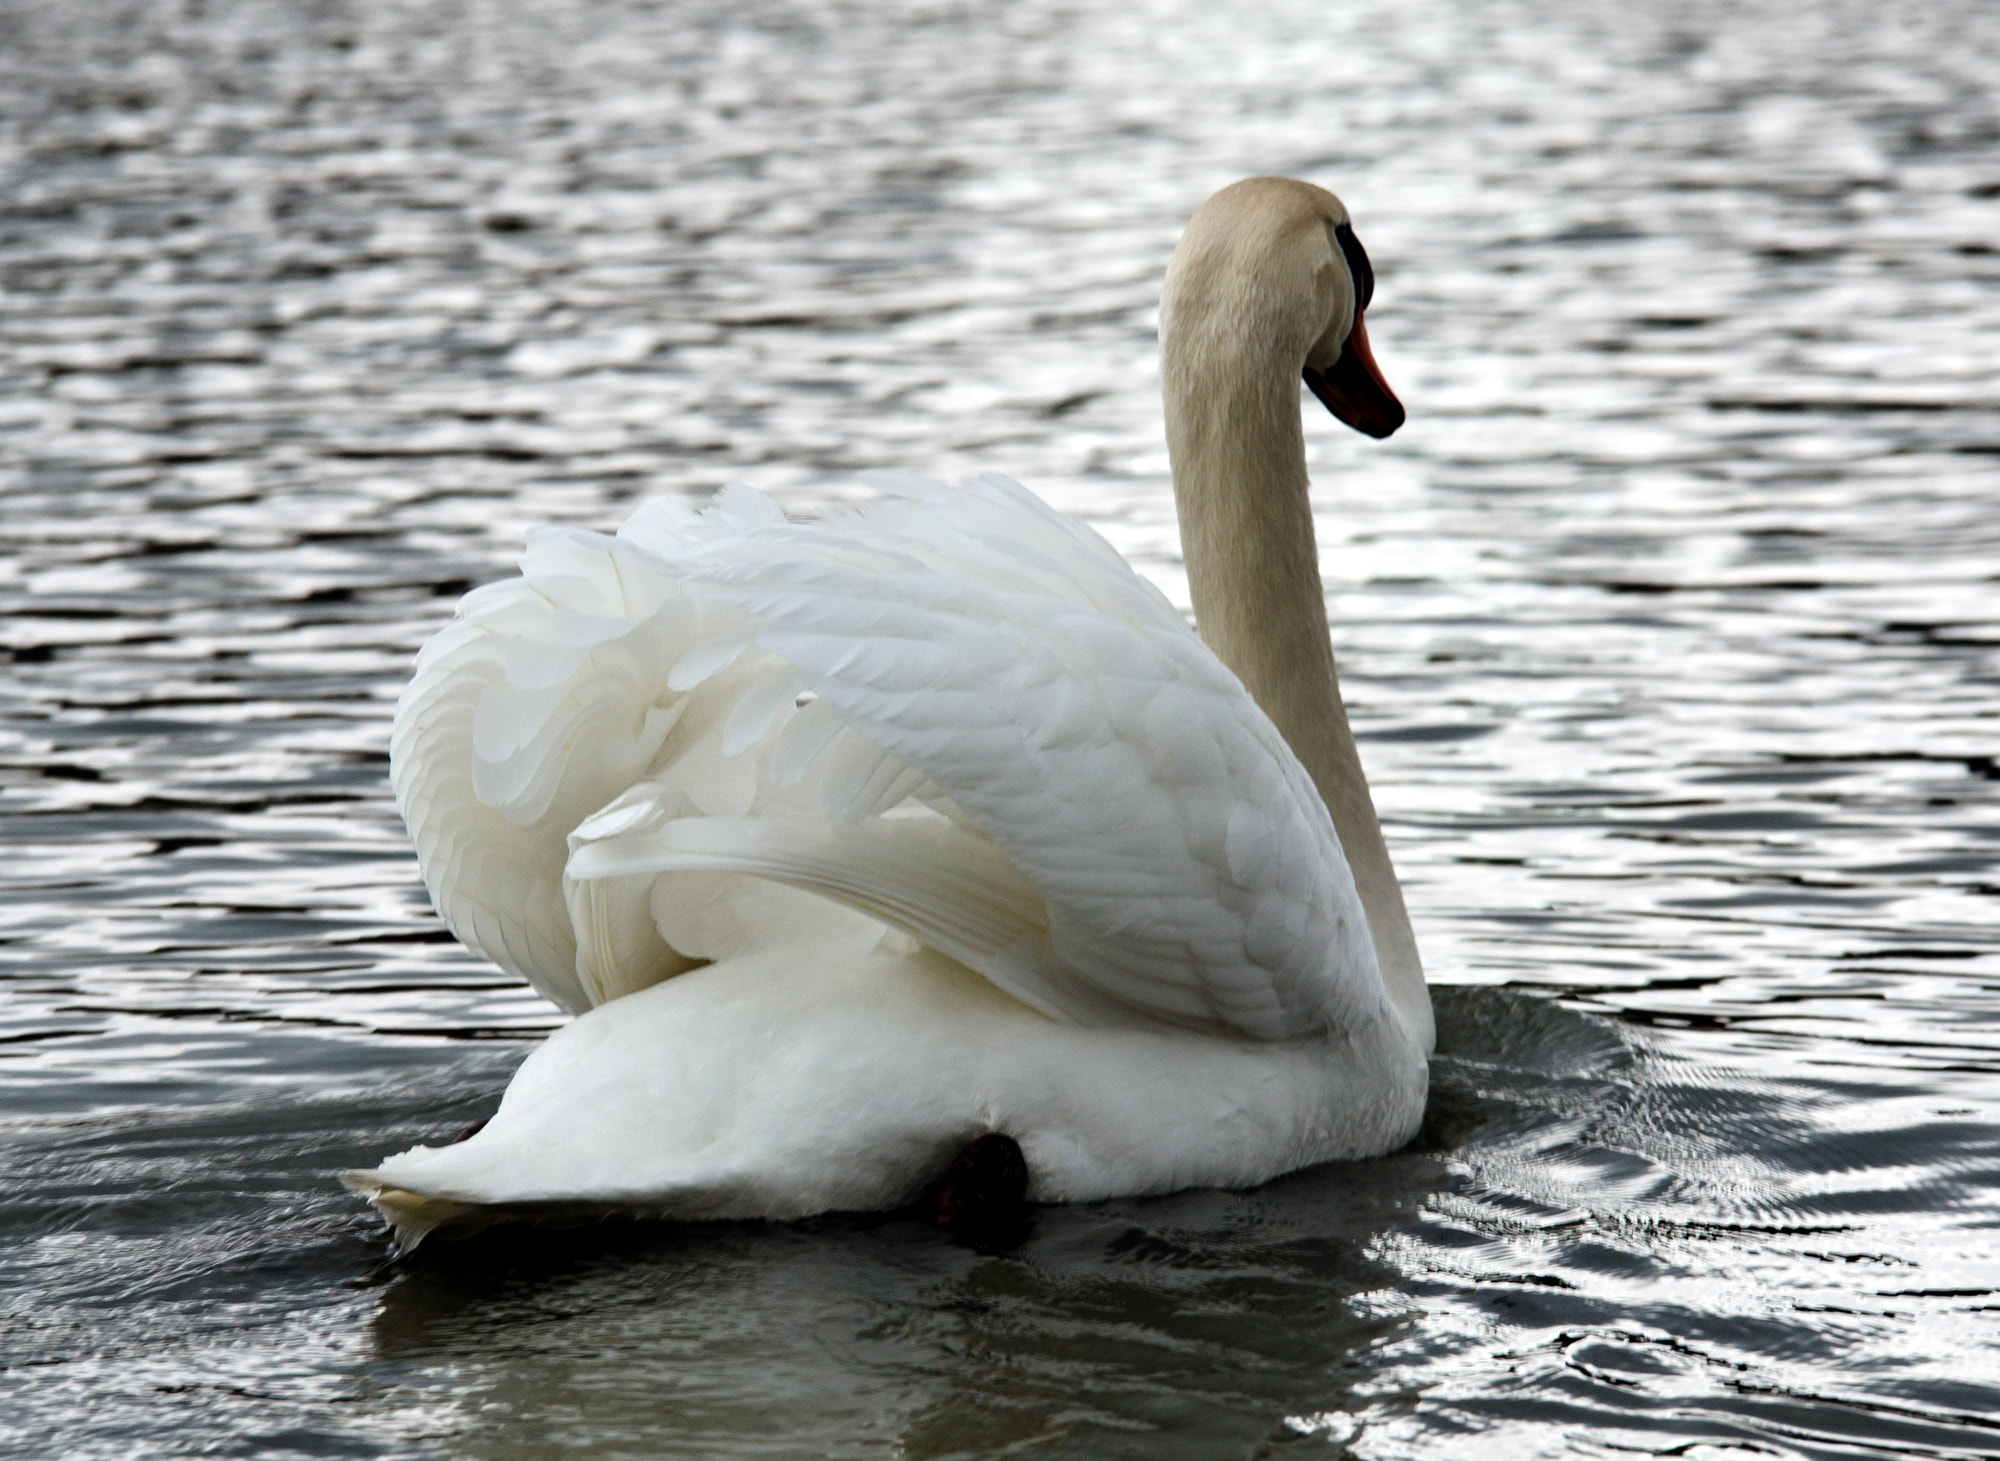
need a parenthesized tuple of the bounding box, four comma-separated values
(346, 179, 1431, 1248)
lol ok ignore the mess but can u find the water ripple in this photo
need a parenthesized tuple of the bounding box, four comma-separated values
(2, 0, 1997, 1455)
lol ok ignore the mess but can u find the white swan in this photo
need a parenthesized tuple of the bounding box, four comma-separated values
(345, 177, 1431, 1248)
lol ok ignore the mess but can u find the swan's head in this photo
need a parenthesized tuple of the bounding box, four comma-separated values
(1161, 177, 1404, 438)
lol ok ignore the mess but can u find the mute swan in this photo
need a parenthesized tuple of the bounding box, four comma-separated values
(345, 177, 1431, 1249)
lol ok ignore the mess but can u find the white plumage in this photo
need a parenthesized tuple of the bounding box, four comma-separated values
(347, 179, 1433, 1247)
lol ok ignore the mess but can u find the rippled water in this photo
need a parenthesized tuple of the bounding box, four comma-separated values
(4, 0, 1998, 1455)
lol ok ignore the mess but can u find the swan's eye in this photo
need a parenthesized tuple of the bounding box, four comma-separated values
(1334, 222, 1374, 313)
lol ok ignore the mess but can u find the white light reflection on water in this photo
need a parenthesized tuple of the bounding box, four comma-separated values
(1, 0, 1997, 1455)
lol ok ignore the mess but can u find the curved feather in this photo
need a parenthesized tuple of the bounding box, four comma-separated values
(392, 475, 1386, 1038)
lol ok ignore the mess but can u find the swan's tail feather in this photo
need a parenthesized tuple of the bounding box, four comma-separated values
(340, 1172, 675, 1254)
(340, 1172, 493, 1254)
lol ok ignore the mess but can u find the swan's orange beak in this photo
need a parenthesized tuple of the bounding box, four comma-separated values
(1304, 312, 1404, 439)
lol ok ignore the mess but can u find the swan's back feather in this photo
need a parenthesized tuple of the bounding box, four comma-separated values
(393, 475, 1385, 1038)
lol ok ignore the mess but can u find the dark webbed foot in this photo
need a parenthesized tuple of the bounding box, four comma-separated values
(929, 1133, 1030, 1241)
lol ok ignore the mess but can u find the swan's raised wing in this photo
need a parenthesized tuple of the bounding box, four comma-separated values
(393, 475, 1386, 1040)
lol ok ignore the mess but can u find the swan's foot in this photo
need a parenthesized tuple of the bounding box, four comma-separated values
(928, 1133, 1029, 1240)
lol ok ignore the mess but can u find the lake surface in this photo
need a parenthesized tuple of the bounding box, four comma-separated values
(3, 0, 1997, 1455)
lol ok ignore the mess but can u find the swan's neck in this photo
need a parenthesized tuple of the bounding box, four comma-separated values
(1162, 331, 1431, 1049)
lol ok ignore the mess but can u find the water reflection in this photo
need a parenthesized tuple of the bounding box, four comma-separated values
(366, 1142, 1450, 1458)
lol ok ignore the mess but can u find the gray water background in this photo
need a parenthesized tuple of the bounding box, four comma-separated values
(3, 0, 1998, 1455)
